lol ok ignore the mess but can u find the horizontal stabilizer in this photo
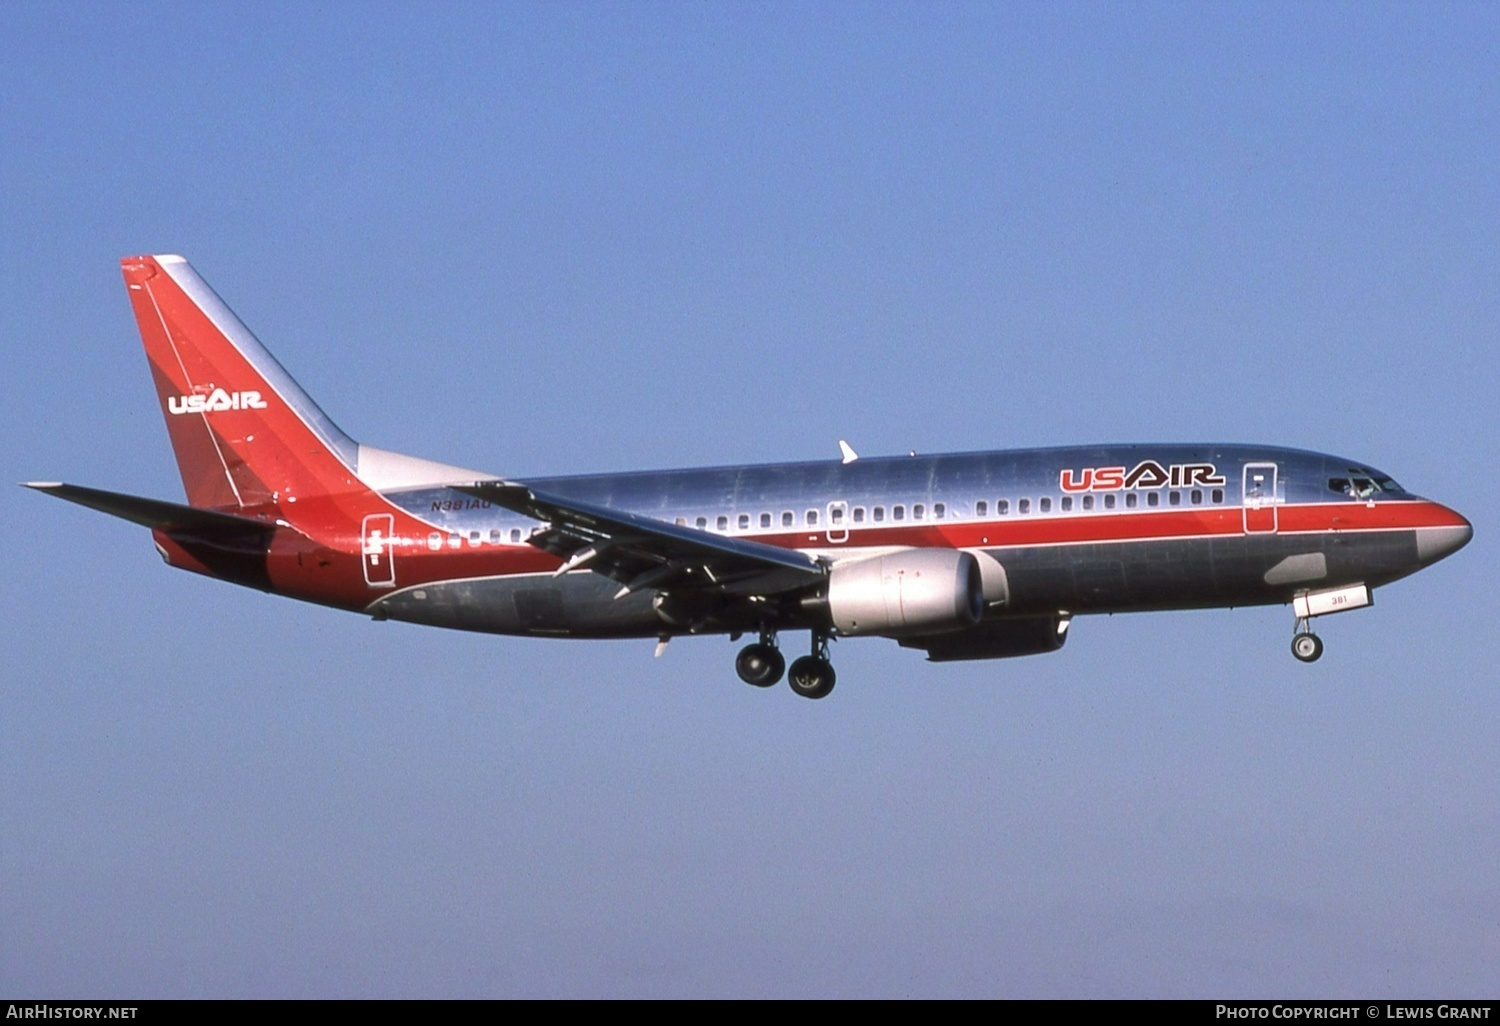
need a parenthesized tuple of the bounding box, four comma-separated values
(22, 482, 279, 538)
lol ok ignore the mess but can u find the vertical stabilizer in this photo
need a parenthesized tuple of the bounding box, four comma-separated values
(122, 255, 361, 510)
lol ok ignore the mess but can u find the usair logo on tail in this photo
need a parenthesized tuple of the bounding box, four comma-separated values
(1060, 460, 1227, 492)
(167, 388, 268, 415)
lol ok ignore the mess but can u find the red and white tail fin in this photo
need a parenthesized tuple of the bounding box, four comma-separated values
(123, 254, 362, 510)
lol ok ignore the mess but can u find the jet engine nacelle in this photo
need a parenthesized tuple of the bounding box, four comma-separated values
(828, 549, 984, 636)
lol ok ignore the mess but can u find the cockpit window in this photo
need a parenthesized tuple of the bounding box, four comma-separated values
(1329, 476, 1404, 499)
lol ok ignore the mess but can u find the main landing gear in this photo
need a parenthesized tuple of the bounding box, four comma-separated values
(735, 632, 785, 688)
(1291, 616, 1323, 663)
(735, 631, 836, 699)
(788, 633, 836, 700)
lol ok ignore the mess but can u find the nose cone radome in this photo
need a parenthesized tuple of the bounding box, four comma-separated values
(1416, 507, 1473, 567)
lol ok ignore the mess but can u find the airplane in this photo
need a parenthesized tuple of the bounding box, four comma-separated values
(25, 255, 1472, 699)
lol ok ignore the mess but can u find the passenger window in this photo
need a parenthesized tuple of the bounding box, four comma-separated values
(1082, 495, 1093, 511)
(873, 507, 885, 522)
(469, 531, 482, 546)
(448, 532, 461, 548)
(934, 502, 945, 519)
(675, 517, 686, 526)
(1125, 493, 1138, 508)
(830, 506, 844, 524)
(716, 516, 728, 531)
(696, 517, 707, 529)
(1018, 499, 1030, 514)
(913, 504, 925, 520)
(1104, 494, 1115, 509)
(1191, 490, 1203, 505)
(806, 509, 818, 526)
(852, 507, 865, 523)
(893, 505, 905, 521)
(1039, 497, 1052, 513)
(511, 528, 522, 543)
(1168, 492, 1181, 507)
(428, 532, 442, 551)
(1061, 496, 1073, 512)
(760, 512, 771, 529)
(997, 499, 1009, 515)
(782, 511, 794, 527)
(1212, 488, 1224, 504)
(1147, 493, 1159, 507)
(489, 529, 501, 544)
(976, 500, 988, 517)
(738, 514, 750, 530)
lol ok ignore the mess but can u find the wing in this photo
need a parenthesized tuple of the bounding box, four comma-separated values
(453, 480, 827, 598)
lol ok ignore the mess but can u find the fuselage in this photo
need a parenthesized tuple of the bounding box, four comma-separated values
(206, 442, 1468, 642)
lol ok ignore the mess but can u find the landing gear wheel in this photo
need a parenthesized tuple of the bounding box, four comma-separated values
(787, 656, 836, 700)
(735, 643, 785, 687)
(1291, 632, 1323, 663)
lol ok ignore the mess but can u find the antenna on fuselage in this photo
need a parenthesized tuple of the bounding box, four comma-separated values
(838, 440, 859, 464)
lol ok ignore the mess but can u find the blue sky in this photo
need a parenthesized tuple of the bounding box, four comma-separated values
(2, 2, 1496, 997)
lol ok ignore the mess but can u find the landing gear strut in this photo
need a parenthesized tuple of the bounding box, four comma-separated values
(1291, 617, 1323, 663)
(787, 632, 836, 700)
(735, 631, 785, 688)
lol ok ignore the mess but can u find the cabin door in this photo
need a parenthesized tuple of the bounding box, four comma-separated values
(1241, 463, 1279, 534)
(826, 501, 850, 544)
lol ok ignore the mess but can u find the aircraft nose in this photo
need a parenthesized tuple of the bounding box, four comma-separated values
(1416, 506, 1473, 566)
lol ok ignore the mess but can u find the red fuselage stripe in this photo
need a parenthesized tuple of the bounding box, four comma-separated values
(725, 499, 1465, 553)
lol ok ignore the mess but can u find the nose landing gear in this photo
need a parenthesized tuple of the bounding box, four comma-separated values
(1287, 584, 1374, 663)
(1292, 631, 1323, 662)
(1291, 616, 1323, 663)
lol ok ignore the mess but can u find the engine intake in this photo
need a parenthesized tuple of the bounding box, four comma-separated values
(828, 549, 984, 636)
